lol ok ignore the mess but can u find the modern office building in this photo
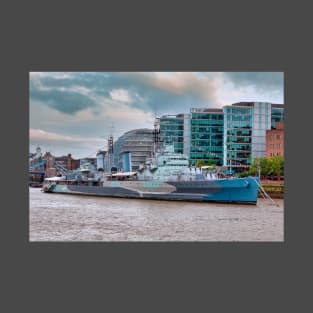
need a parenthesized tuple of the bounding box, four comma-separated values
(113, 128, 154, 171)
(189, 108, 224, 166)
(110, 102, 284, 173)
(266, 121, 284, 157)
(159, 113, 190, 155)
(223, 102, 284, 171)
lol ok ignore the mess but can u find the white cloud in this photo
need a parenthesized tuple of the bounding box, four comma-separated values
(29, 72, 74, 80)
(109, 88, 133, 103)
(30, 128, 104, 143)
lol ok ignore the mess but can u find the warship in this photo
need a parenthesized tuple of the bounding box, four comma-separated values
(42, 144, 260, 204)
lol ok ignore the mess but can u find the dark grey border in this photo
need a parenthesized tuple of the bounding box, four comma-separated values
(2, 1, 311, 312)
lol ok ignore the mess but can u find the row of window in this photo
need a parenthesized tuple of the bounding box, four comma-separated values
(191, 114, 223, 120)
(225, 115, 252, 122)
(191, 134, 223, 140)
(226, 144, 251, 151)
(224, 107, 253, 114)
(190, 147, 223, 152)
(189, 153, 223, 159)
(191, 122, 224, 128)
(269, 143, 282, 149)
(268, 134, 282, 140)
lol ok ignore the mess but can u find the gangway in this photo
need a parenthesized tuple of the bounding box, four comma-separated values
(253, 178, 279, 207)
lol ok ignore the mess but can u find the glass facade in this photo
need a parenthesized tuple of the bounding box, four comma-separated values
(252, 102, 272, 158)
(271, 106, 284, 129)
(224, 102, 284, 170)
(113, 129, 154, 171)
(111, 102, 284, 173)
(223, 106, 253, 168)
(159, 114, 189, 154)
(190, 109, 224, 166)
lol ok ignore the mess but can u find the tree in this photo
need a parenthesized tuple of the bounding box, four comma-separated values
(207, 158, 217, 166)
(195, 158, 217, 168)
(195, 159, 206, 168)
(268, 156, 284, 178)
(249, 156, 284, 178)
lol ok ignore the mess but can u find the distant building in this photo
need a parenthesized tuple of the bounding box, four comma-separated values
(113, 128, 154, 171)
(266, 121, 284, 157)
(96, 150, 106, 171)
(42, 151, 55, 177)
(40, 153, 80, 176)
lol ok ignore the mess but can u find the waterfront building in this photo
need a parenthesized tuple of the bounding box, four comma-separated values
(54, 154, 80, 171)
(159, 113, 190, 155)
(223, 102, 284, 171)
(189, 108, 224, 166)
(113, 128, 154, 171)
(106, 102, 284, 173)
(266, 121, 284, 157)
(223, 102, 254, 170)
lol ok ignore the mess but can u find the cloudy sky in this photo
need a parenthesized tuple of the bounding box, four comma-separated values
(29, 72, 284, 158)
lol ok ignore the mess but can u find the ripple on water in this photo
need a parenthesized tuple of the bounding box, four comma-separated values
(29, 188, 284, 241)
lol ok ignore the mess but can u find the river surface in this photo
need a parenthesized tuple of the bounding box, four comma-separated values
(29, 188, 284, 241)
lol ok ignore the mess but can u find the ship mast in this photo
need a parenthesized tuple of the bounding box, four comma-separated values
(107, 124, 114, 171)
(153, 116, 160, 157)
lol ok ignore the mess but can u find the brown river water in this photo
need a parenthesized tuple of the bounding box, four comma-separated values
(29, 187, 284, 241)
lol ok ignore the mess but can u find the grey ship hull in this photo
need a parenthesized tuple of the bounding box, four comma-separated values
(43, 177, 260, 204)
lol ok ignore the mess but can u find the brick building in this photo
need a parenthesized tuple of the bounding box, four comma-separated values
(266, 122, 284, 157)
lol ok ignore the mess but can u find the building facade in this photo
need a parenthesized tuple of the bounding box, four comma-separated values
(266, 121, 284, 157)
(96, 150, 106, 171)
(159, 114, 190, 155)
(271, 104, 285, 129)
(190, 108, 224, 166)
(223, 103, 253, 169)
(223, 102, 283, 171)
(113, 128, 154, 171)
(156, 102, 284, 170)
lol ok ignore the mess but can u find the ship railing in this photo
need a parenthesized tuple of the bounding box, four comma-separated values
(54, 161, 74, 176)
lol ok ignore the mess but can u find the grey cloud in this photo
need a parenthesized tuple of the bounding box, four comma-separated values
(30, 72, 221, 117)
(30, 83, 97, 114)
(30, 71, 283, 121)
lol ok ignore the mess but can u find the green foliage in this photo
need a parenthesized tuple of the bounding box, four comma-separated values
(249, 156, 284, 177)
(238, 170, 250, 177)
(195, 158, 217, 168)
(195, 159, 205, 168)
